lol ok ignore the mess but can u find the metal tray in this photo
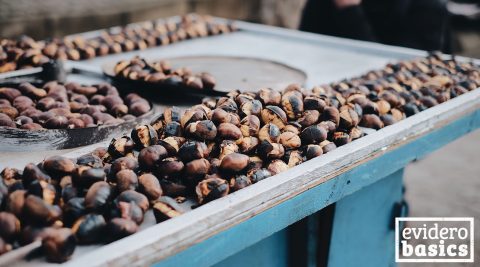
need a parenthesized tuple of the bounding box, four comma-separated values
(102, 55, 307, 99)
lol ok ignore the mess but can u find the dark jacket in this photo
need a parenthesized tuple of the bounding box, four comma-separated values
(300, 0, 451, 52)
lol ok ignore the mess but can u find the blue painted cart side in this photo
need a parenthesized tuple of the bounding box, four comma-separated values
(151, 109, 480, 267)
(327, 169, 404, 267)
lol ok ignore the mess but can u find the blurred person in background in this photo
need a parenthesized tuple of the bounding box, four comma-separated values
(300, 0, 452, 52)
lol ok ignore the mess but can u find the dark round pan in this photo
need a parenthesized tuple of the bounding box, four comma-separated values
(0, 106, 159, 152)
(102, 55, 307, 101)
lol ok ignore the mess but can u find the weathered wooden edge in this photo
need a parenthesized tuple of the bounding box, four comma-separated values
(58, 87, 480, 267)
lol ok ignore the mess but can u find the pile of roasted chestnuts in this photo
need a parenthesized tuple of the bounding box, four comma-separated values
(0, 81, 151, 130)
(114, 56, 216, 91)
(0, 52, 478, 263)
(0, 14, 237, 73)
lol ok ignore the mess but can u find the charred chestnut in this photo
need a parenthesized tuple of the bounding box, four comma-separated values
(297, 110, 320, 127)
(286, 150, 304, 167)
(187, 120, 217, 141)
(300, 125, 327, 144)
(238, 136, 260, 154)
(153, 197, 182, 222)
(131, 124, 158, 148)
(196, 177, 229, 204)
(281, 91, 304, 119)
(261, 106, 287, 129)
(333, 131, 351, 146)
(258, 123, 281, 143)
(248, 168, 272, 183)
(258, 141, 285, 160)
(229, 175, 251, 192)
(239, 115, 260, 137)
(339, 105, 359, 130)
(178, 141, 208, 162)
(108, 136, 135, 158)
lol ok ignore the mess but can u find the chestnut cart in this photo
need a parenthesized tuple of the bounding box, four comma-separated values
(3, 20, 480, 267)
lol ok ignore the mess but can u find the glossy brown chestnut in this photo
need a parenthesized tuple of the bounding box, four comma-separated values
(220, 153, 249, 173)
(71, 214, 106, 244)
(138, 173, 162, 200)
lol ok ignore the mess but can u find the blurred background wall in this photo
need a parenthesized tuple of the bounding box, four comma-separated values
(0, 0, 478, 57)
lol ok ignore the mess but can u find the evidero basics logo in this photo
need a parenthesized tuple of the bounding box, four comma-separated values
(395, 217, 474, 263)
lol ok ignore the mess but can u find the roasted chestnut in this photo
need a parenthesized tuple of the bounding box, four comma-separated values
(279, 131, 301, 149)
(108, 136, 135, 158)
(248, 168, 272, 183)
(22, 163, 51, 186)
(138, 145, 168, 171)
(27, 179, 56, 205)
(286, 150, 304, 167)
(359, 114, 384, 130)
(115, 169, 138, 192)
(115, 190, 149, 212)
(131, 124, 158, 148)
(0, 212, 20, 242)
(23, 195, 61, 226)
(110, 157, 138, 177)
(196, 177, 229, 204)
(220, 153, 249, 173)
(138, 173, 162, 200)
(258, 123, 281, 143)
(258, 141, 285, 160)
(267, 159, 289, 175)
(109, 200, 144, 225)
(84, 181, 112, 212)
(152, 197, 182, 222)
(281, 91, 303, 119)
(6, 190, 26, 218)
(238, 136, 260, 154)
(338, 105, 359, 130)
(42, 228, 76, 263)
(72, 166, 106, 188)
(229, 175, 251, 192)
(156, 157, 184, 178)
(239, 115, 260, 137)
(261, 106, 287, 129)
(187, 120, 217, 141)
(106, 218, 138, 242)
(178, 141, 208, 162)
(300, 125, 327, 144)
(71, 214, 106, 244)
(333, 131, 351, 146)
(305, 144, 324, 160)
(217, 122, 242, 140)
